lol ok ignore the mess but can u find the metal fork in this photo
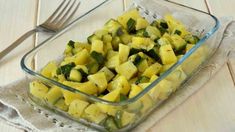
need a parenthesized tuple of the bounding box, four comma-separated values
(0, 0, 80, 60)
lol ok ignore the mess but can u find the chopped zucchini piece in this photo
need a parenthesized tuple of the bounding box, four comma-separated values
(57, 62, 76, 79)
(129, 48, 142, 56)
(88, 72, 108, 93)
(121, 111, 135, 127)
(73, 49, 90, 65)
(64, 40, 75, 55)
(120, 33, 132, 44)
(135, 76, 150, 84)
(171, 34, 187, 51)
(90, 51, 105, 65)
(107, 75, 130, 95)
(72, 42, 91, 54)
(44, 86, 63, 104)
(114, 110, 123, 128)
(86, 61, 99, 74)
(136, 17, 149, 30)
(111, 36, 121, 50)
(127, 18, 136, 33)
(142, 62, 162, 78)
(104, 19, 122, 37)
(117, 9, 141, 29)
(119, 44, 130, 63)
(97, 88, 121, 113)
(98, 67, 115, 82)
(106, 50, 118, 60)
(69, 69, 82, 82)
(131, 37, 154, 51)
(87, 34, 100, 44)
(136, 29, 149, 37)
(91, 40, 104, 54)
(104, 117, 118, 131)
(63, 81, 98, 95)
(68, 99, 89, 118)
(29, 81, 49, 100)
(159, 44, 177, 64)
(137, 59, 149, 73)
(84, 104, 107, 124)
(103, 34, 113, 43)
(41, 61, 57, 78)
(132, 54, 143, 66)
(105, 54, 120, 69)
(157, 37, 171, 46)
(184, 34, 200, 44)
(54, 98, 68, 111)
(94, 29, 109, 39)
(115, 61, 137, 80)
(145, 26, 161, 40)
(145, 47, 160, 61)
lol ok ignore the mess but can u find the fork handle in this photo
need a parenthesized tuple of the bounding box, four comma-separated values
(0, 29, 37, 60)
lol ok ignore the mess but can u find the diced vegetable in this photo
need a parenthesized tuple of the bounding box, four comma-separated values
(104, 117, 118, 131)
(159, 44, 177, 64)
(98, 67, 115, 82)
(121, 111, 135, 126)
(115, 61, 137, 80)
(131, 37, 154, 51)
(104, 19, 122, 37)
(135, 76, 150, 84)
(90, 51, 105, 65)
(97, 88, 121, 113)
(142, 62, 162, 78)
(30, 81, 49, 100)
(41, 61, 57, 78)
(119, 44, 130, 63)
(84, 104, 107, 124)
(54, 98, 69, 111)
(117, 9, 141, 29)
(57, 62, 76, 79)
(171, 34, 187, 51)
(86, 61, 99, 74)
(69, 69, 82, 82)
(87, 34, 100, 44)
(145, 26, 161, 40)
(107, 75, 130, 95)
(184, 34, 200, 44)
(136, 18, 149, 30)
(44, 86, 63, 104)
(68, 99, 89, 118)
(88, 72, 108, 93)
(105, 54, 120, 69)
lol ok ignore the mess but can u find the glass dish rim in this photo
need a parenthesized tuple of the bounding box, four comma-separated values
(20, 0, 220, 106)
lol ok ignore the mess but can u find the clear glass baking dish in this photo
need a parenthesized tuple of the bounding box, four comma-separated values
(20, 0, 220, 131)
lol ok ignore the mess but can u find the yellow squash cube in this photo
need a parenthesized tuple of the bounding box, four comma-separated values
(88, 72, 108, 93)
(40, 61, 57, 78)
(68, 99, 89, 118)
(107, 75, 130, 95)
(159, 44, 177, 64)
(115, 61, 137, 80)
(29, 81, 49, 100)
(44, 86, 63, 104)
(142, 62, 162, 78)
(84, 104, 107, 124)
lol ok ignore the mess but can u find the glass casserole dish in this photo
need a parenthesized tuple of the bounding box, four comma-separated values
(21, 0, 220, 131)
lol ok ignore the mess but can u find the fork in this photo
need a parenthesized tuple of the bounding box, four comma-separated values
(0, 0, 80, 60)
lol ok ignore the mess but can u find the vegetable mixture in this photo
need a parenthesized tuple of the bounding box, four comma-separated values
(29, 9, 203, 130)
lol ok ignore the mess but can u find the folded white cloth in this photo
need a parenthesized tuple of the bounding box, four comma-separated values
(0, 17, 234, 132)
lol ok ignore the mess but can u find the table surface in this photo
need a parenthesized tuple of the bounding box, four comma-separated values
(0, 0, 234, 131)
